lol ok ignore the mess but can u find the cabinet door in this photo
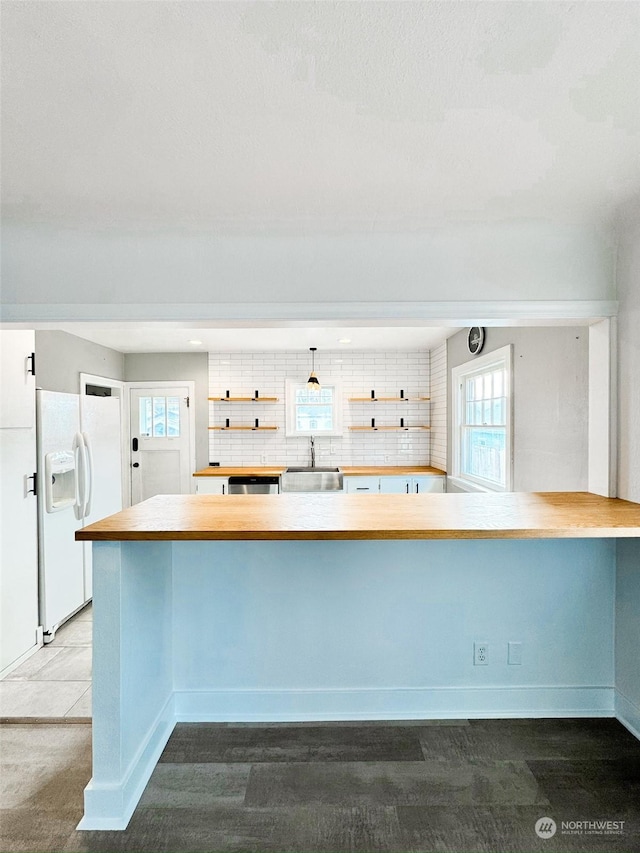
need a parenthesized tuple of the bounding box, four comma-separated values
(379, 476, 411, 494)
(0, 428, 38, 671)
(344, 476, 379, 494)
(413, 476, 445, 494)
(195, 477, 228, 495)
(0, 330, 36, 429)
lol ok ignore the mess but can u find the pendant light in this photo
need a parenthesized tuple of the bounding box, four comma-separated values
(307, 347, 321, 389)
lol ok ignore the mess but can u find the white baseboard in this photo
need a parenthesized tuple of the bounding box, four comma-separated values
(78, 694, 176, 831)
(0, 641, 42, 680)
(175, 685, 615, 722)
(615, 689, 640, 742)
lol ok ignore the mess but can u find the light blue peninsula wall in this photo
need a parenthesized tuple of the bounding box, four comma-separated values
(81, 534, 619, 830)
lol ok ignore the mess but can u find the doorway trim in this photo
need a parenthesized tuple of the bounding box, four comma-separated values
(124, 380, 196, 504)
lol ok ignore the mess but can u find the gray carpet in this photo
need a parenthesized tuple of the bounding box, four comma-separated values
(1, 718, 639, 852)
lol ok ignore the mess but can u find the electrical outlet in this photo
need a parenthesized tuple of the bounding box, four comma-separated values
(261, 454, 267, 464)
(474, 642, 489, 665)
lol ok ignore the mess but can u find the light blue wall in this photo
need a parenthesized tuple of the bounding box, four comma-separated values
(172, 538, 615, 719)
(615, 540, 640, 737)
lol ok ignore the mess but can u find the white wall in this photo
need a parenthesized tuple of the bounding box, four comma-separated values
(616, 217, 640, 504)
(209, 350, 430, 467)
(447, 326, 589, 492)
(2, 222, 615, 318)
(35, 331, 124, 393)
(615, 208, 640, 738)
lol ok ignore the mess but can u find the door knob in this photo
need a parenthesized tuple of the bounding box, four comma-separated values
(132, 462, 140, 468)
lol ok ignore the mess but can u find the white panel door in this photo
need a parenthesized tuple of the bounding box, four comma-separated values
(0, 330, 35, 429)
(0, 428, 38, 671)
(130, 387, 192, 504)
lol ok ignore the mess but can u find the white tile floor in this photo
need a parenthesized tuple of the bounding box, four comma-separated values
(0, 604, 92, 719)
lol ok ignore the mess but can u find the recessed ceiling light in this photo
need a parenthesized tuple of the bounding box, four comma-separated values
(189, 339, 203, 346)
(338, 338, 352, 344)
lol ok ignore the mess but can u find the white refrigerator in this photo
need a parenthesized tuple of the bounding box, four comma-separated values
(36, 390, 122, 639)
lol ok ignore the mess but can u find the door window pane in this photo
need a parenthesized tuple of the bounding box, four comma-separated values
(166, 397, 180, 437)
(139, 396, 180, 438)
(153, 397, 166, 436)
(139, 397, 152, 436)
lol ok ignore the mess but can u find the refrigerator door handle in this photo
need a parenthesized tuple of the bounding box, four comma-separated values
(72, 432, 85, 520)
(82, 431, 93, 518)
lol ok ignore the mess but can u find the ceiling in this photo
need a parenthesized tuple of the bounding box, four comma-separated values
(2, 1, 639, 234)
(49, 323, 459, 353)
(2, 2, 637, 351)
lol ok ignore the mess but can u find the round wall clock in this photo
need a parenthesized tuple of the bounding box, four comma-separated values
(467, 326, 485, 355)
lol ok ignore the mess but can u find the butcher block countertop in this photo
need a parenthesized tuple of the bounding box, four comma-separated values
(193, 466, 446, 477)
(76, 492, 640, 542)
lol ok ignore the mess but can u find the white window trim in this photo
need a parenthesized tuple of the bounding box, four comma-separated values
(451, 344, 513, 492)
(285, 378, 343, 437)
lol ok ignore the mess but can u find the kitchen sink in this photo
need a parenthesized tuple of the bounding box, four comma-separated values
(281, 467, 344, 492)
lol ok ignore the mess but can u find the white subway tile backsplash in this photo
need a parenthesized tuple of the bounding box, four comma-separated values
(208, 350, 432, 467)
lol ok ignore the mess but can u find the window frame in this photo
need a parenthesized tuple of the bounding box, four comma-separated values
(451, 344, 513, 492)
(285, 378, 343, 437)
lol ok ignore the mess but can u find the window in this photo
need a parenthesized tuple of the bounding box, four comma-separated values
(285, 379, 343, 437)
(451, 345, 512, 491)
(139, 396, 180, 438)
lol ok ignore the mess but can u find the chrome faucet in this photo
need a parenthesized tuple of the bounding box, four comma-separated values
(310, 435, 316, 468)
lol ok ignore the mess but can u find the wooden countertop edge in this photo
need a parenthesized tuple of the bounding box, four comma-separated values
(75, 493, 640, 541)
(193, 466, 447, 477)
(77, 528, 640, 541)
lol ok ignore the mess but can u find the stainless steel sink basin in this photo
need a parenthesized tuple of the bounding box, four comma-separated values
(281, 467, 344, 492)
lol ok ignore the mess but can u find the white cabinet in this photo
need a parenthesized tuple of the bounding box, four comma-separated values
(379, 476, 411, 494)
(195, 477, 229, 495)
(0, 330, 39, 671)
(347, 475, 447, 495)
(0, 330, 36, 429)
(344, 476, 379, 493)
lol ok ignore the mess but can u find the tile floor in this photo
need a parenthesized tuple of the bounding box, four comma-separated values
(0, 604, 92, 720)
(1, 718, 639, 852)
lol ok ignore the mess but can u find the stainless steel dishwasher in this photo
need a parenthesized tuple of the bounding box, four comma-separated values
(227, 475, 280, 494)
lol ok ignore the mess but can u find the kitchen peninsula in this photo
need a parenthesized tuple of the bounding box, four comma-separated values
(77, 492, 640, 829)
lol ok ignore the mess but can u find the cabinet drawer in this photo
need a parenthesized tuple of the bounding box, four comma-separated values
(344, 476, 379, 493)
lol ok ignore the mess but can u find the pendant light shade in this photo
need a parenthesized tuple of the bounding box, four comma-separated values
(307, 347, 320, 389)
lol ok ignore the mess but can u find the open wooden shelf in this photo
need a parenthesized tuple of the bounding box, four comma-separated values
(349, 397, 430, 402)
(209, 426, 278, 431)
(349, 426, 431, 432)
(209, 397, 279, 402)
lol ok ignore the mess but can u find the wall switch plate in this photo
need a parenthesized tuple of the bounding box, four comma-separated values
(473, 642, 489, 665)
(261, 454, 266, 464)
(508, 641, 523, 665)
